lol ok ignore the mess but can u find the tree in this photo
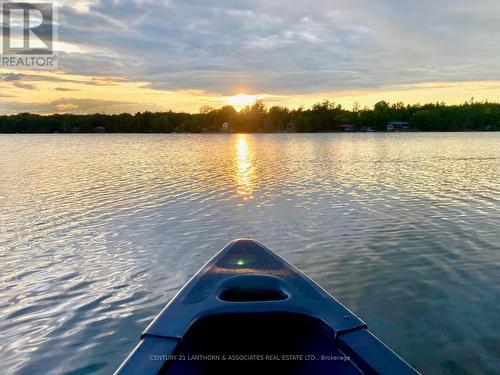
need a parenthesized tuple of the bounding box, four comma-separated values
(1, 100, 499, 133)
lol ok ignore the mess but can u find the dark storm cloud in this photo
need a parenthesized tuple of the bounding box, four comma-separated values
(51, 0, 500, 94)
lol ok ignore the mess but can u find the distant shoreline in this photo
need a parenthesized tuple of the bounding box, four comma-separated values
(2, 130, 499, 134)
(1, 100, 499, 133)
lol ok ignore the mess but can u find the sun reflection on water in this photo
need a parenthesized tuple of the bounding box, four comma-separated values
(0, 134, 499, 375)
(234, 135, 256, 199)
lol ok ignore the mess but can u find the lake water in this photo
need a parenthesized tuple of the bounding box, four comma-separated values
(0, 133, 499, 374)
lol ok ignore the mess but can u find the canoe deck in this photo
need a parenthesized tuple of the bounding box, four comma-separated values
(160, 313, 361, 374)
(116, 239, 419, 374)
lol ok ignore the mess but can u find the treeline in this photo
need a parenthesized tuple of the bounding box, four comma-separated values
(1, 100, 499, 133)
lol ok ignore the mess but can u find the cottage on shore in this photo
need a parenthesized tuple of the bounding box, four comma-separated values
(220, 122, 232, 133)
(387, 121, 410, 132)
(340, 124, 356, 132)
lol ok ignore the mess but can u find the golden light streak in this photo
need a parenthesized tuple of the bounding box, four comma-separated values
(234, 134, 255, 199)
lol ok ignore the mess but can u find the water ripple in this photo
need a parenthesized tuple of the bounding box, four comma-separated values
(0, 133, 499, 374)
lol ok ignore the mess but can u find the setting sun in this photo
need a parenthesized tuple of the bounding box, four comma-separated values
(227, 93, 258, 110)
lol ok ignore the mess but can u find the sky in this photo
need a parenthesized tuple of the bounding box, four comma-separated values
(1, 0, 500, 114)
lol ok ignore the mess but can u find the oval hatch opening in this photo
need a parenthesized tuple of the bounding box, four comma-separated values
(219, 287, 288, 302)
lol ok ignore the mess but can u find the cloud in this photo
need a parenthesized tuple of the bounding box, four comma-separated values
(50, 0, 500, 96)
(56, 102, 79, 111)
(2, 73, 24, 81)
(1, 0, 499, 115)
(13, 82, 38, 90)
(0, 98, 135, 114)
(55, 87, 79, 91)
(1, 72, 79, 84)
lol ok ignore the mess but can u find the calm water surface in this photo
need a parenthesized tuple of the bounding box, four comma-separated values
(0, 133, 499, 374)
